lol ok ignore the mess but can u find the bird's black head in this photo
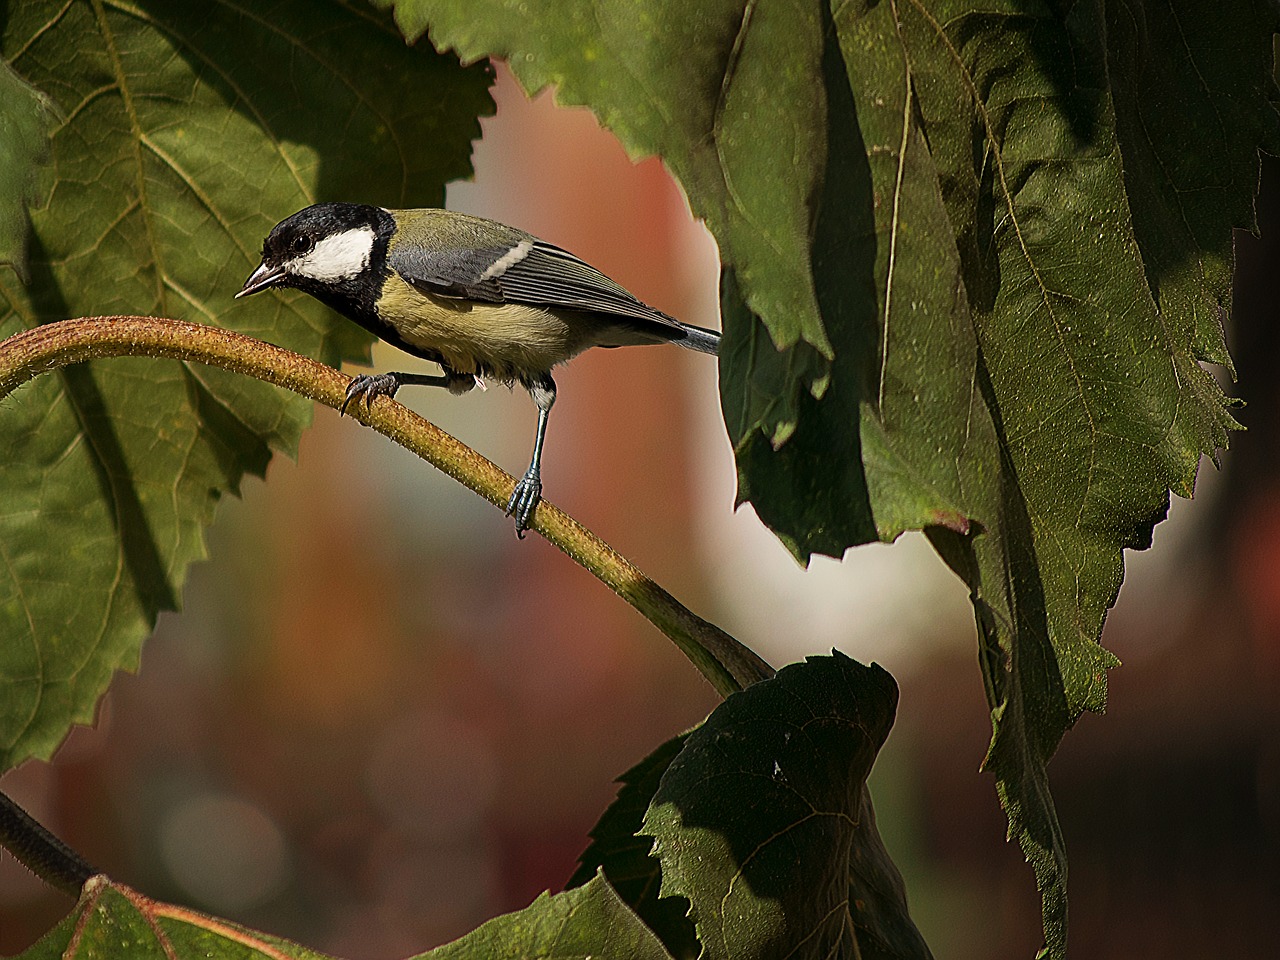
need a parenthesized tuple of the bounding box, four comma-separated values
(237, 202, 395, 321)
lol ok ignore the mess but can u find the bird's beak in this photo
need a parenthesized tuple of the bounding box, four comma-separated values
(236, 262, 286, 298)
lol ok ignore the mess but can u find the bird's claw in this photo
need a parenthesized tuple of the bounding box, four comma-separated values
(505, 471, 542, 538)
(341, 374, 401, 416)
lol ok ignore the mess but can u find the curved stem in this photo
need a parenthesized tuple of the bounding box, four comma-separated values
(0, 790, 95, 896)
(0, 316, 774, 697)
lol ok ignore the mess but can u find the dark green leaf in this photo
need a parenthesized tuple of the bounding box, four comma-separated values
(0, 59, 56, 280)
(0, 0, 494, 769)
(1106, 0, 1280, 462)
(568, 733, 698, 959)
(643, 653, 931, 960)
(879, 5, 1277, 952)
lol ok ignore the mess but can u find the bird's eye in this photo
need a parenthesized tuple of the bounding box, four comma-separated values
(291, 235, 314, 255)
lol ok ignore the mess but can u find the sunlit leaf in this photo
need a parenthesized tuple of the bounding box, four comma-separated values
(0, 0, 494, 768)
(424, 873, 673, 960)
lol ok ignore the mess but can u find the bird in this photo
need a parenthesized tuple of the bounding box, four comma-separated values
(236, 202, 720, 536)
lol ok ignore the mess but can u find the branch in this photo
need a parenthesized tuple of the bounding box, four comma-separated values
(0, 316, 774, 698)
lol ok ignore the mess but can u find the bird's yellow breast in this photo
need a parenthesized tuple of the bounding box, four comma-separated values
(376, 273, 599, 381)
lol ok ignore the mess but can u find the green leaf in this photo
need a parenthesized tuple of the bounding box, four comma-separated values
(0, 0, 494, 769)
(17, 876, 341, 960)
(642, 653, 931, 960)
(423, 873, 674, 960)
(568, 733, 699, 960)
(0, 59, 56, 281)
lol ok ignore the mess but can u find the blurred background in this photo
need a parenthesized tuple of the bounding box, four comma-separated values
(2, 63, 1278, 959)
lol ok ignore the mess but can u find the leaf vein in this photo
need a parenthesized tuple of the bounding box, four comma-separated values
(879, 2, 915, 412)
(212, 0, 411, 201)
(98, 0, 313, 201)
(7, 0, 77, 65)
(90, 0, 168, 314)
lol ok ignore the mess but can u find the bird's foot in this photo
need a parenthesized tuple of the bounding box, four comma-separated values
(341, 373, 402, 415)
(505, 469, 542, 538)
(445, 371, 478, 396)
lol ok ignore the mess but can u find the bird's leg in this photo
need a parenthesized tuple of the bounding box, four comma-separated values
(506, 373, 555, 538)
(341, 367, 475, 415)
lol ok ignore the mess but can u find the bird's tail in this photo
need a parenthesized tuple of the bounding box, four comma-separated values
(677, 323, 721, 356)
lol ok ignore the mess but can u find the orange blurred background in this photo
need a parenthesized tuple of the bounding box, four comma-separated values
(2, 64, 1277, 959)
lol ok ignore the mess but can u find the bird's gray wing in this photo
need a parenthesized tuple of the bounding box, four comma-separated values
(386, 241, 514, 301)
(388, 238, 683, 331)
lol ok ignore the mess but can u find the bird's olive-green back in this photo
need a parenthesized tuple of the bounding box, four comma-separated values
(386, 207, 533, 255)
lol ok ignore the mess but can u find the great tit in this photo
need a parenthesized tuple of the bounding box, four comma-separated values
(237, 202, 719, 536)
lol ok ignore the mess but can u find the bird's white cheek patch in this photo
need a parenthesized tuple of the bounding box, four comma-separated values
(290, 226, 376, 282)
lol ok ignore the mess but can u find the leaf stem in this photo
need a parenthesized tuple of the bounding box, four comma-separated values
(0, 316, 774, 697)
(0, 789, 94, 896)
